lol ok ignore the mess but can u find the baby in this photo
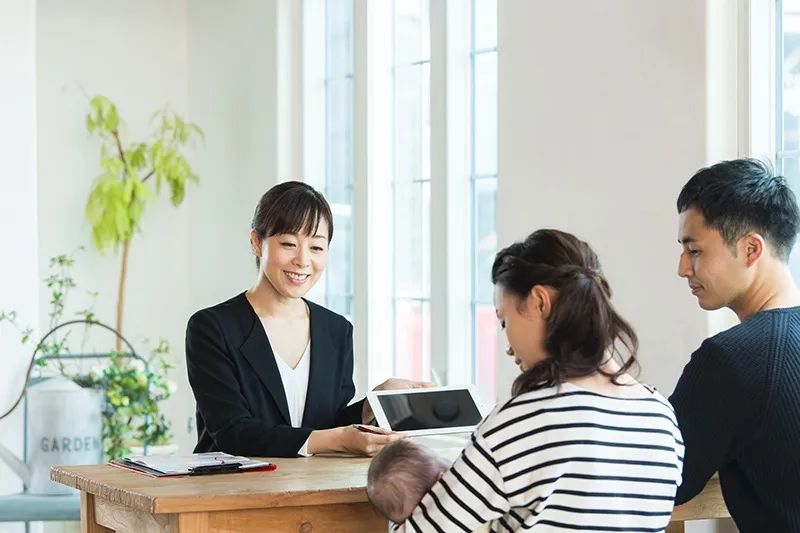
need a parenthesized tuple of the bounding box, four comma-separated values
(366, 440, 490, 532)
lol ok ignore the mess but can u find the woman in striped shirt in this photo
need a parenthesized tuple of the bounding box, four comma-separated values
(390, 229, 685, 532)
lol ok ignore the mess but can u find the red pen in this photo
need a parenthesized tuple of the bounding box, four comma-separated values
(354, 424, 385, 435)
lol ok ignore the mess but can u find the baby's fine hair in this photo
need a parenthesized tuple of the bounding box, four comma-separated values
(366, 440, 443, 523)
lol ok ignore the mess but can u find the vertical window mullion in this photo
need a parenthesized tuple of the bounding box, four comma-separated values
(468, 0, 477, 387)
(355, 0, 395, 392)
(777, 0, 785, 173)
(773, 0, 800, 292)
(469, 0, 498, 401)
(322, 0, 355, 320)
(433, 0, 473, 388)
(302, 0, 329, 306)
(430, 0, 448, 386)
(391, 0, 432, 382)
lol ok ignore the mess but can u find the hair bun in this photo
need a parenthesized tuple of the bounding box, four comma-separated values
(582, 267, 612, 298)
(560, 265, 611, 298)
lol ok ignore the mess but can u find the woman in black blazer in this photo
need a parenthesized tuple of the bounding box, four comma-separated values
(186, 181, 428, 458)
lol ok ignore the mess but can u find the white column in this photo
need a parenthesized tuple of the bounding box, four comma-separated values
(0, 0, 38, 520)
(353, 0, 394, 392)
(429, 0, 472, 387)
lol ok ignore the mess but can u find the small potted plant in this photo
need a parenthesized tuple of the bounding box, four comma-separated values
(0, 95, 201, 488)
(0, 251, 176, 462)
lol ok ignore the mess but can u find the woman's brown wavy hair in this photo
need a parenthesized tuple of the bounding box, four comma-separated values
(491, 229, 639, 396)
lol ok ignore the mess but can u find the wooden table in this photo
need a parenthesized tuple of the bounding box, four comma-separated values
(51, 455, 729, 533)
(667, 474, 730, 532)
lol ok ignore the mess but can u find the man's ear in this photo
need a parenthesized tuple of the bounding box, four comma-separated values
(741, 232, 766, 267)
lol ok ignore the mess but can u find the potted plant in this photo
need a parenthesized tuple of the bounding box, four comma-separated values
(79, 95, 202, 453)
(0, 251, 176, 462)
(0, 95, 202, 474)
(84, 95, 203, 351)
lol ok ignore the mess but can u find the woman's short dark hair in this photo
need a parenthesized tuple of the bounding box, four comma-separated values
(251, 181, 334, 268)
(491, 229, 639, 396)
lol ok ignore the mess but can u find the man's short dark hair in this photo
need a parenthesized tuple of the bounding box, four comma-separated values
(366, 440, 440, 523)
(677, 158, 800, 261)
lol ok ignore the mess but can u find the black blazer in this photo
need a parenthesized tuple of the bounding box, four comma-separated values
(185, 291, 364, 457)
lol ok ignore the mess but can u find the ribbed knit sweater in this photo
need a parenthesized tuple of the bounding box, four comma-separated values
(669, 307, 800, 533)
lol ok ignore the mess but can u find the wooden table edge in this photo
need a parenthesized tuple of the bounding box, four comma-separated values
(51, 465, 373, 514)
(51, 466, 157, 514)
(51, 464, 730, 520)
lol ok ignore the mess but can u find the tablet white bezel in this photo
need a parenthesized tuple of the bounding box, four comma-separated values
(366, 384, 491, 437)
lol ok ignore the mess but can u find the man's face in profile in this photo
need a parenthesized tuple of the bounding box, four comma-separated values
(678, 207, 750, 311)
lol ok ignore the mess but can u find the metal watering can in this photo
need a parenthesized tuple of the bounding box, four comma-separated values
(0, 375, 104, 495)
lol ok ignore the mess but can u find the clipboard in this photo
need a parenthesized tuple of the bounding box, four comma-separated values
(109, 452, 277, 478)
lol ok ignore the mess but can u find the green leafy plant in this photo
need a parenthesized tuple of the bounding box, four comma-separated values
(84, 95, 203, 351)
(80, 343, 175, 459)
(0, 250, 174, 460)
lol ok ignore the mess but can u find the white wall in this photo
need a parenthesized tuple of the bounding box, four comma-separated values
(2, 2, 290, 530)
(497, 1, 736, 532)
(497, 0, 711, 395)
(32, 0, 294, 463)
(0, 1, 38, 532)
(185, 0, 292, 315)
(184, 0, 304, 434)
(35, 0, 194, 460)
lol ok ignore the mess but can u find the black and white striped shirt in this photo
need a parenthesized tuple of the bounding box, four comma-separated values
(393, 382, 685, 532)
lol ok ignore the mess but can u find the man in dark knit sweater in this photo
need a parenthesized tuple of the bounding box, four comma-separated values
(671, 158, 800, 532)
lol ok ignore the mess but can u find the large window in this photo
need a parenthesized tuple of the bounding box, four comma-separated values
(470, 0, 498, 400)
(304, 0, 355, 319)
(392, 0, 431, 382)
(778, 0, 800, 183)
(740, 0, 800, 282)
(302, 0, 498, 395)
(778, 0, 800, 275)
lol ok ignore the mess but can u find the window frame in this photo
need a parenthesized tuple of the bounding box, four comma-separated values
(305, 0, 497, 400)
(302, 0, 356, 320)
(468, 0, 498, 399)
(740, 0, 778, 161)
(390, 0, 433, 381)
(713, 0, 778, 336)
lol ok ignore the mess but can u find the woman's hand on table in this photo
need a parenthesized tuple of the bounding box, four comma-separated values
(339, 424, 404, 457)
(308, 424, 406, 456)
(361, 378, 436, 424)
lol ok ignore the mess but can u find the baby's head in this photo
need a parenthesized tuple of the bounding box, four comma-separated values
(366, 440, 450, 523)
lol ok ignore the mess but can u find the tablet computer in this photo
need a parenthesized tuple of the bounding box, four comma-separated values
(366, 385, 491, 437)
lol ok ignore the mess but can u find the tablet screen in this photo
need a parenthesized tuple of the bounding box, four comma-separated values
(376, 389, 483, 431)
